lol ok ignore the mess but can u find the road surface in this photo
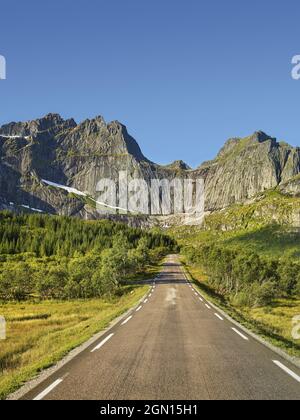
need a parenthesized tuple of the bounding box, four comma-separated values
(21, 255, 300, 400)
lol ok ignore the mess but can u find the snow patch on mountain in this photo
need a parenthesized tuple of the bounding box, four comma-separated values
(0, 135, 30, 140)
(42, 180, 87, 197)
(21, 205, 43, 213)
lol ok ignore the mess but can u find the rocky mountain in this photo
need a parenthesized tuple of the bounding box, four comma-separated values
(195, 131, 300, 211)
(1, 113, 300, 225)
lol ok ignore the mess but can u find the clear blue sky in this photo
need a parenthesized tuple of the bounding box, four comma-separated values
(1, 0, 300, 167)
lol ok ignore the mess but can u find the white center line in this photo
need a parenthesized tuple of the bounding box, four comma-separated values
(121, 316, 133, 326)
(205, 304, 211, 310)
(33, 378, 63, 401)
(214, 313, 224, 321)
(273, 361, 300, 383)
(232, 328, 249, 341)
(136, 306, 142, 312)
(91, 333, 114, 353)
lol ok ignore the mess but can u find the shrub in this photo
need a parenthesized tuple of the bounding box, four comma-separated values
(252, 281, 278, 307)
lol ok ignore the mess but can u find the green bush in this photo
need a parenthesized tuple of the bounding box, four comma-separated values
(0, 211, 177, 302)
(252, 281, 278, 307)
(183, 242, 300, 307)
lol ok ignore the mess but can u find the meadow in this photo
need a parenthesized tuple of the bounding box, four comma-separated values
(0, 285, 148, 400)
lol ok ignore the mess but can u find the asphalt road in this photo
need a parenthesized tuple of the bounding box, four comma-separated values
(21, 255, 300, 400)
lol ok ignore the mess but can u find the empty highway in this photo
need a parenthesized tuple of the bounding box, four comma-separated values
(21, 256, 300, 400)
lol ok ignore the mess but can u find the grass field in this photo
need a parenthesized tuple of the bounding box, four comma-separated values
(0, 284, 148, 400)
(183, 261, 300, 358)
(173, 224, 300, 260)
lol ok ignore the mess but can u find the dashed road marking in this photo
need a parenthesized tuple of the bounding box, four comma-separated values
(232, 328, 249, 341)
(214, 313, 224, 321)
(121, 316, 133, 326)
(91, 333, 114, 353)
(33, 379, 63, 401)
(136, 306, 142, 312)
(205, 304, 211, 310)
(273, 361, 300, 383)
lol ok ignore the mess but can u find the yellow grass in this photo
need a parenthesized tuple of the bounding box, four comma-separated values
(0, 285, 148, 400)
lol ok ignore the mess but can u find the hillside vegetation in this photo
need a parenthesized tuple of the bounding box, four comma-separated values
(171, 192, 300, 356)
(0, 211, 176, 302)
(173, 192, 300, 305)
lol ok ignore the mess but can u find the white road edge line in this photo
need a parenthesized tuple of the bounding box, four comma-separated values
(121, 316, 133, 326)
(273, 360, 300, 383)
(136, 306, 142, 312)
(33, 379, 63, 401)
(232, 328, 249, 341)
(214, 313, 224, 321)
(91, 333, 114, 353)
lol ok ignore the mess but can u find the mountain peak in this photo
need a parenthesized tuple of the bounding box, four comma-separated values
(217, 131, 275, 160)
(250, 131, 273, 143)
(0, 113, 77, 137)
(164, 160, 191, 171)
(41, 113, 64, 123)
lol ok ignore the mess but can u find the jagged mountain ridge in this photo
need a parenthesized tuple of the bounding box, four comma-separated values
(195, 131, 300, 211)
(0, 113, 300, 223)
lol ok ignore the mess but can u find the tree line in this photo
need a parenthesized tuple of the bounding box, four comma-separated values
(0, 211, 174, 257)
(0, 211, 177, 301)
(183, 244, 300, 307)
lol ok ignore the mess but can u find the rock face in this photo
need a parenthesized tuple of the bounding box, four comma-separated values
(195, 132, 300, 211)
(0, 114, 177, 219)
(1, 114, 300, 223)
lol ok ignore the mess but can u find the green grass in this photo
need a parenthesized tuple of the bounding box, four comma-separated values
(182, 260, 300, 358)
(172, 220, 300, 261)
(203, 189, 300, 232)
(0, 284, 148, 400)
(222, 226, 300, 259)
